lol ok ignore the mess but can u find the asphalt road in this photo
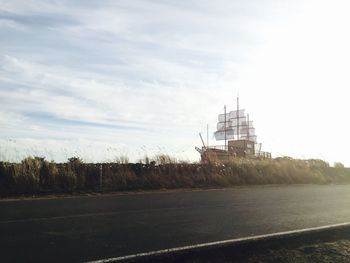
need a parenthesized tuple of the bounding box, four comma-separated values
(1, 185, 350, 262)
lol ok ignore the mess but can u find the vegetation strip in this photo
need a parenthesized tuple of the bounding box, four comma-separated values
(86, 221, 350, 263)
(1, 156, 350, 196)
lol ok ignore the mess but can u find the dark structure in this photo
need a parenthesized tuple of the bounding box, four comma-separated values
(196, 97, 271, 163)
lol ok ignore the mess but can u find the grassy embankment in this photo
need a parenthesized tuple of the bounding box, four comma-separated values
(0, 156, 350, 196)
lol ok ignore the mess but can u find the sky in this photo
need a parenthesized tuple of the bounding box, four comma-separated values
(0, 0, 349, 165)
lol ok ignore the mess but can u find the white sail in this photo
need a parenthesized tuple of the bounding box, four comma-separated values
(214, 108, 257, 142)
(218, 110, 245, 122)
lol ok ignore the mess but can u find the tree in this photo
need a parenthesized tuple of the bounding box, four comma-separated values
(334, 162, 345, 168)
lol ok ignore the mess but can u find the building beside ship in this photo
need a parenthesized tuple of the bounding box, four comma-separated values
(196, 97, 271, 163)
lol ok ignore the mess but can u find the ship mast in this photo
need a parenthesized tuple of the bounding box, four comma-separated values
(247, 113, 250, 141)
(224, 105, 227, 150)
(236, 97, 239, 140)
(207, 124, 209, 148)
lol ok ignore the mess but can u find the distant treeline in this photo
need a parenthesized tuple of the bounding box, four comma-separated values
(0, 156, 350, 196)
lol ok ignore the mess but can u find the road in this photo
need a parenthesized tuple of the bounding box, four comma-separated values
(1, 185, 350, 262)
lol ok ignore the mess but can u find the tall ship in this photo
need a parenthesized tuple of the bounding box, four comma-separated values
(196, 97, 271, 163)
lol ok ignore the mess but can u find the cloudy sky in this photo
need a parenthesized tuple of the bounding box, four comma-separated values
(0, 0, 349, 165)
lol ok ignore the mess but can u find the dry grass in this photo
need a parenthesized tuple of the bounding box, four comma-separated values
(0, 155, 349, 195)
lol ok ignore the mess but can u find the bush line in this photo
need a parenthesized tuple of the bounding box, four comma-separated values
(0, 156, 350, 196)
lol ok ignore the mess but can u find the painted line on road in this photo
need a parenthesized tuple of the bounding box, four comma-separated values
(86, 221, 350, 263)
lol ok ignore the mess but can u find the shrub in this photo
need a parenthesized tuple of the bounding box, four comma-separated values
(334, 162, 345, 168)
(1, 156, 350, 196)
(10, 157, 41, 193)
(67, 157, 86, 189)
(56, 164, 77, 192)
(0, 162, 15, 194)
(40, 160, 59, 191)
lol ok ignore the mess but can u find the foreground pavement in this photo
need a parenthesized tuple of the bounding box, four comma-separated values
(132, 224, 350, 263)
(1, 185, 350, 262)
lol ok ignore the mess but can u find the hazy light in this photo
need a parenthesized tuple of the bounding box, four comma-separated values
(0, 0, 349, 166)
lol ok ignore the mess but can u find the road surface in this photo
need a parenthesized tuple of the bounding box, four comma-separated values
(1, 185, 350, 262)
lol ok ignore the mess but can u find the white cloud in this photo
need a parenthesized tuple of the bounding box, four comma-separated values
(1, 0, 349, 165)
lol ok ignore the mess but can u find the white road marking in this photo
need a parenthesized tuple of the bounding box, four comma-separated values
(86, 221, 350, 263)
